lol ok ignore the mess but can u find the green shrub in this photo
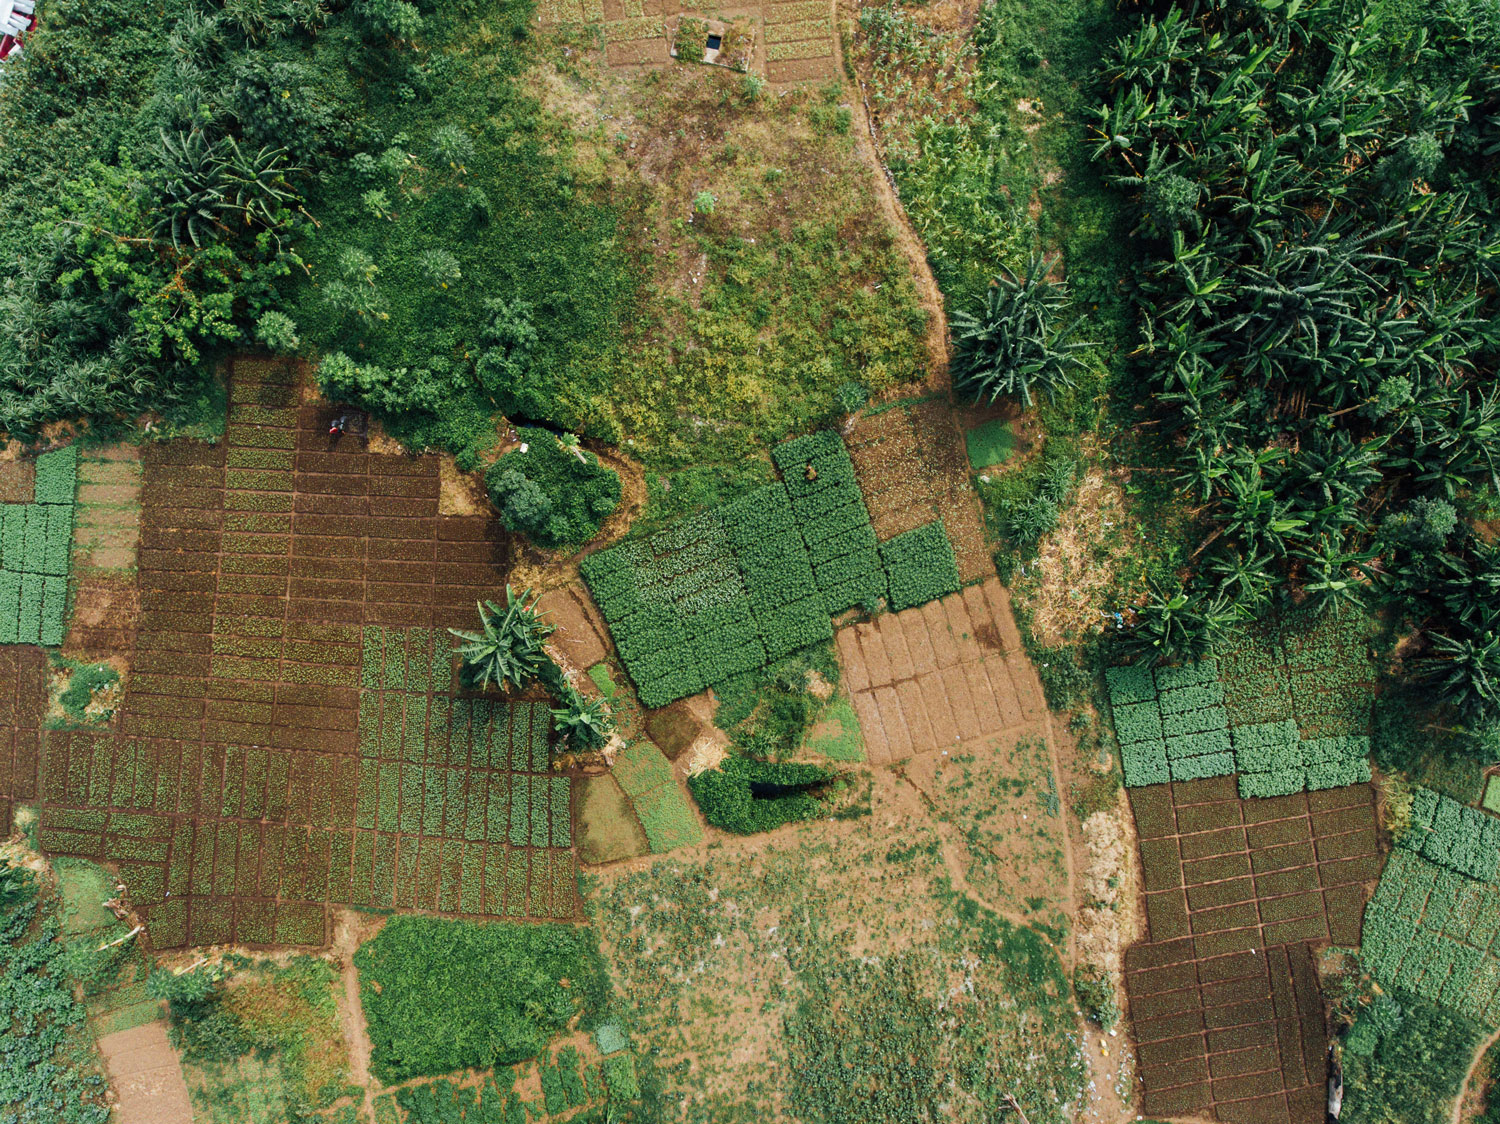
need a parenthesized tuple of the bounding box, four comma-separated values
(1341, 988, 1480, 1124)
(354, 916, 608, 1082)
(58, 663, 119, 724)
(687, 755, 838, 834)
(486, 429, 620, 549)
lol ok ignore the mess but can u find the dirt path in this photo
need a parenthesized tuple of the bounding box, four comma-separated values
(331, 910, 383, 1122)
(836, 25, 951, 393)
(1455, 1026, 1500, 1124)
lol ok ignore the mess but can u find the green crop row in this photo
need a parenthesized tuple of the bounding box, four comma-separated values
(1362, 849, 1500, 1025)
(1157, 682, 1223, 715)
(880, 520, 961, 612)
(1401, 787, 1500, 883)
(0, 570, 68, 646)
(1121, 742, 1169, 787)
(584, 431, 961, 709)
(33, 445, 78, 504)
(0, 503, 72, 576)
(1233, 725, 1370, 798)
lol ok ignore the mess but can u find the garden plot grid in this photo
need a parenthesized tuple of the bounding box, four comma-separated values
(835, 577, 1045, 763)
(1361, 846, 1500, 1024)
(29, 359, 579, 949)
(1124, 777, 1381, 1122)
(534, 0, 837, 82)
(845, 399, 994, 585)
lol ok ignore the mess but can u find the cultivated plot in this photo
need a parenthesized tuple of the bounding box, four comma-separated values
(27, 360, 578, 949)
(1125, 777, 1380, 1121)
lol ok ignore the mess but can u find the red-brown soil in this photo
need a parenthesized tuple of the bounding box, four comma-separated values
(845, 400, 992, 582)
(1123, 777, 1382, 1123)
(836, 578, 1043, 763)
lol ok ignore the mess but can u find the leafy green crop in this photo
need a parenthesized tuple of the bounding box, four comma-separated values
(354, 915, 609, 1082)
(0, 863, 110, 1124)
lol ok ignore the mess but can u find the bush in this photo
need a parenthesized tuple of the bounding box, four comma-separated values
(486, 428, 620, 549)
(687, 755, 838, 834)
(1341, 988, 1480, 1124)
(354, 916, 608, 1082)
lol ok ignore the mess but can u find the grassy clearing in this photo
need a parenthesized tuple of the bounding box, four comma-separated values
(588, 777, 1084, 1124)
(801, 693, 864, 763)
(177, 957, 353, 1124)
(907, 734, 1070, 943)
(554, 63, 929, 474)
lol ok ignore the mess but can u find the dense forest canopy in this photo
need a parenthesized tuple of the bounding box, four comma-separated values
(0, 0, 632, 461)
(1092, 0, 1500, 725)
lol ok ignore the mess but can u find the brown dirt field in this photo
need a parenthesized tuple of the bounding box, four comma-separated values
(438, 455, 489, 517)
(0, 460, 34, 501)
(845, 400, 992, 581)
(97, 1020, 194, 1124)
(1022, 459, 1137, 647)
(332, 909, 384, 1121)
(1122, 778, 1381, 1123)
(837, 577, 1041, 762)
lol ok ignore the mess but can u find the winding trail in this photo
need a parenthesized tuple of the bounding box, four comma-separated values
(837, 28, 952, 392)
(1455, 1025, 1500, 1124)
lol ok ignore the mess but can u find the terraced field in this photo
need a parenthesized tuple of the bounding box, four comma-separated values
(25, 360, 580, 948)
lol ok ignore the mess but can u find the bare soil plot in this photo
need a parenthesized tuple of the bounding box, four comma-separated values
(845, 399, 992, 582)
(0, 646, 45, 836)
(68, 446, 144, 657)
(1123, 777, 1382, 1122)
(836, 576, 1043, 763)
(97, 1020, 195, 1124)
(29, 358, 580, 950)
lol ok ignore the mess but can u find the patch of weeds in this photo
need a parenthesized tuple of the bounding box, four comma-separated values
(713, 641, 841, 759)
(51, 660, 120, 727)
(976, 436, 1080, 576)
(801, 692, 864, 763)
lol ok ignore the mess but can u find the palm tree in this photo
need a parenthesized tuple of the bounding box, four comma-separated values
(950, 255, 1089, 409)
(1118, 582, 1244, 665)
(449, 587, 553, 692)
(551, 690, 613, 752)
(1419, 630, 1500, 723)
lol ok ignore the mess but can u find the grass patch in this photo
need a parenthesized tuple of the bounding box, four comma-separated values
(177, 958, 352, 1124)
(965, 418, 1018, 469)
(580, 67, 928, 467)
(588, 824, 1084, 1123)
(354, 916, 608, 1082)
(802, 693, 864, 762)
